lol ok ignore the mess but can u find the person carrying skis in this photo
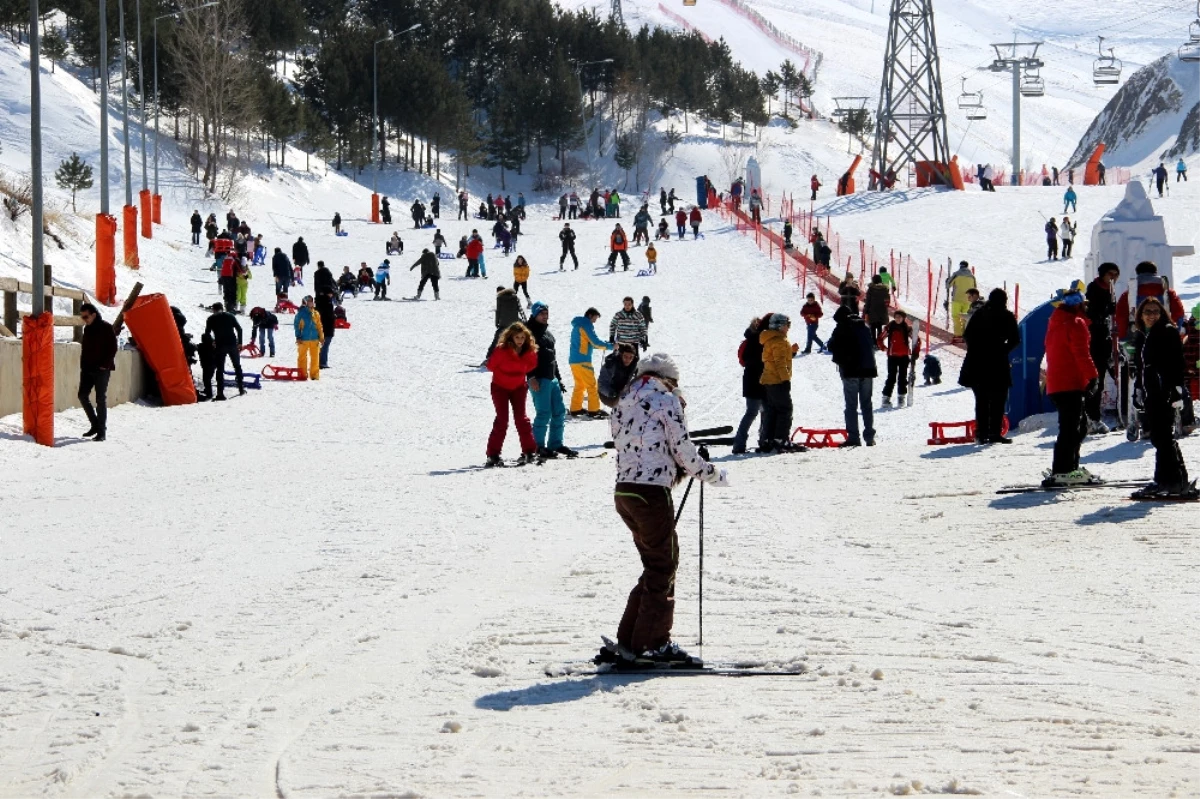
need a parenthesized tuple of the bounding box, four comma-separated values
(271, 247, 293, 299)
(484, 322, 540, 468)
(599, 343, 638, 407)
(607, 224, 631, 271)
(1177, 157, 1188, 182)
(674, 208, 687, 240)
(810, 175, 821, 201)
(1042, 281, 1099, 487)
(410, 249, 441, 300)
(558, 223, 579, 270)
(568, 308, 611, 418)
(958, 288, 1019, 443)
(526, 302, 574, 459)
(759, 313, 802, 453)
(827, 301, 878, 447)
(1085, 262, 1119, 433)
(1060, 216, 1077, 259)
(688, 206, 703, 239)
(374, 259, 391, 300)
(946, 261, 977, 336)
(248, 306, 279, 358)
(1131, 297, 1197, 499)
(1062, 185, 1077, 213)
(800, 293, 825, 354)
(610, 297, 648, 353)
(878, 310, 914, 407)
(293, 295, 323, 381)
(732, 313, 768, 454)
(604, 353, 729, 666)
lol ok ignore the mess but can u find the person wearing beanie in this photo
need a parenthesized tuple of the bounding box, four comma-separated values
(568, 308, 611, 417)
(610, 297, 649, 353)
(1042, 281, 1099, 486)
(1115, 261, 1187, 339)
(605, 352, 729, 666)
(526, 302, 574, 458)
(827, 302, 878, 447)
(958, 288, 1020, 443)
(733, 312, 770, 454)
(599, 343, 639, 407)
(864, 274, 891, 342)
(410, 248, 441, 300)
(758, 314, 803, 453)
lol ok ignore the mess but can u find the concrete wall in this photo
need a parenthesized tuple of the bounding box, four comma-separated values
(0, 339, 148, 418)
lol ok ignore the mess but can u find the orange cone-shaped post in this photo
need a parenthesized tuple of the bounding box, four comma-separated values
(139, 189, 152, 239)
(371, 193, 381, 223)
(22, 312, 55, 447)
(152, 193, 162, 224)
(123, 293, 197, 406)
(836, 154, 862, 196)
(122, 204, 139, 268)
(96, 213, 118, 305)
(1083, 143, 1106, 186)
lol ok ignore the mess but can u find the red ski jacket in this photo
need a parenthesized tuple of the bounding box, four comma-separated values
(1044, 307, 1098, 394)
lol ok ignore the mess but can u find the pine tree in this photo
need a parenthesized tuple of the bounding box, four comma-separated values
(614, 132, 638, 184)
(42, 26, 68, 73)
(55, 152, 94, 212)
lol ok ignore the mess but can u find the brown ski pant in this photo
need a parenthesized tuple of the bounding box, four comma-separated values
(614, 483, 678, 653)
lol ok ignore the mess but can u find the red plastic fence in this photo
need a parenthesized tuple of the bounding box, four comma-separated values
(658, 3, 713, 42)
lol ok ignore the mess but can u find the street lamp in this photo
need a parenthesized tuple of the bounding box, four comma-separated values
(153, 1, 218, 198)
(572, 58, 613, 170)
(372, 22, 420, 221)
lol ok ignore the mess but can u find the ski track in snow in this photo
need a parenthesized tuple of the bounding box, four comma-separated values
(1, 18, 1199, 799)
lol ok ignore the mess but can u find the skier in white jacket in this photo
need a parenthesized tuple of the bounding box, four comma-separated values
(605, 353, 728, 666)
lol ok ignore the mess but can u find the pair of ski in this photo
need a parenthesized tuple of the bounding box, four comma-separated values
(602, 425, 734, 450)
(996, 478, 1198, 501)
(545, 637, 811, 678)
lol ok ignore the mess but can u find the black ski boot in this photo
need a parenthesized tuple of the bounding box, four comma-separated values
(485, 455, 505, 468)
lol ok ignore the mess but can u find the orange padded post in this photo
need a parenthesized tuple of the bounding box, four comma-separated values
(371, 193, 381, 223)
(22, 312, 55, 447)
(96, 213, 118, 306)
(139, 189, 152, 239)
(122, 293, 197, 406)
(152, 193, 162, 224)
(837, 154, 862, 196)
(122, 204, 139, 268)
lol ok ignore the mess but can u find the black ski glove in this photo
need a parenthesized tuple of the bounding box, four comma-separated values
(1085, 378, 1099, 397)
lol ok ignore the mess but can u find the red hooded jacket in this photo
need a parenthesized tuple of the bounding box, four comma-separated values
(466, 238, 484, 260)
(1044, 307, 1098, 394)
(487, 343, 538, 390)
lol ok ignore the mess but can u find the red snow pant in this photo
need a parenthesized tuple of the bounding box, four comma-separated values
(614, 483, 678, 653)
(487, 382, 536, 457)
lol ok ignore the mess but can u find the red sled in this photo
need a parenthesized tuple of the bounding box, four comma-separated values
(334, 318, 351, 329)
(928, 417, 1009, 445)
(261, 364, 308, 381)
(791, 427, 848, 448)
(275, 299, 299, 314)
(240, 343, 262, 358)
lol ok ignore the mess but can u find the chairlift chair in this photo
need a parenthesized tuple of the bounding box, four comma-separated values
(1020, 67, 1045, 97)
(957, 77, 987, 121)
(1093, 36, 1122, 85)
(1180, 7, 1200, 61)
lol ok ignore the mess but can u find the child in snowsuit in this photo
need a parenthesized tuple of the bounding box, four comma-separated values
(656, 219, 671, 241)
(197, 332, 217, 399)
(923, 355, 942, 385)
(645, 244, 657, 275)
(800, 293, 825, 353)
(235, 262, 252, 313)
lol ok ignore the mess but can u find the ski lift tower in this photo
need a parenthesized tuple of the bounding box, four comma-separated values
(610, 0, 624, 27)
(833, 96, 871, 152)
(869, 0, 953, 189)
(989, 41, 1044, 186)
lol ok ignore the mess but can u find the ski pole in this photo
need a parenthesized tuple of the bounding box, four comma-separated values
(698, 468, 705, 651)
(675, 477, 694, 525)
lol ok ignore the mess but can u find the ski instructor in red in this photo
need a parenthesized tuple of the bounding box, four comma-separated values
(606, 353, 729, 666)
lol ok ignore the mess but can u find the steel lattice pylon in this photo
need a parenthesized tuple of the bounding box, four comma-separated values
(610, 0, 624, 27)
(870, 0, 951, 189)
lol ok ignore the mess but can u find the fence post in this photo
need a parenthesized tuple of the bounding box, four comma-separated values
(1014, 283, 1020, 319)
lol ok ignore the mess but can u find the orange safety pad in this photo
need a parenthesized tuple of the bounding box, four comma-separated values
(152, 193, 162, 224)
(123, 293, 197, 406)
(371, 193, 380, 223)
(96, 213, 118, 305)
(139, 189, 152, 239)
(122, 204, 140, 268)
(1083, 143, 1106, 186)
(22, 312, 55, 446)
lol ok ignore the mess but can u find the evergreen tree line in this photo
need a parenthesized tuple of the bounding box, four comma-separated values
(14, 0, 781, 195)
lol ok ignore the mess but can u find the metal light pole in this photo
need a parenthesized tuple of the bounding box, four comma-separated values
(136, 0, 146, 191)
(100, 0, 109, 216)
(118, 0, 131, 208)
(30, 0, 44, 317)
(371, 23, 419, 220)
(989, 42, 1044, 186)
(154, 2, 218, 196)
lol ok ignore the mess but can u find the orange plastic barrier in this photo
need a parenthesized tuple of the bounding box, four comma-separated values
(915, 161, 956, 188)
(22, 312, 55, 446)
(96, 212, 118, 305)
(1083, 143, 1106, 186)
(836, 154, 862, 196)
(122, 204, 139, 268)
(123, 293, 197, 406)
(139, 189, 152, 239)
(152, 193, 162, 224)
(371, 193, 380, 224)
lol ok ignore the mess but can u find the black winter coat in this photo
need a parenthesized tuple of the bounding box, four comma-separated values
(190, 213, 202, 233)
(740, 326, 765, 399)
(292, 239, 309, 266)
(313, 265, 336, 296)
(272, 251, 292, 280)
(827, 315, 878, 379)
(1138, 318, 1185, 406)
(958, 302, 1020, 389)
(204, 311, 243, 349)
(80, 319, 118, 370)
(315, 295, 335, 340)
(599, 350, 637, 405)
(495, 289, 524, 328)
(863, 283, 890, 324)
(1085, 277, 1116, 343)
(525, 319, 562, 382)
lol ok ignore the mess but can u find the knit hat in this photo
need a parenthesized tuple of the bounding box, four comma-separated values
(636, 353, 680, 382)
(1053, 279, 1086, 308)
(530, 301, 549, 318)
(769, 313, 790, 329)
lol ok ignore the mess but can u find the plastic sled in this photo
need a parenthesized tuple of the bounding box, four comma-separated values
(223, 370, 263, 390)
(334, 318, 351, 329)
(928, 417, 1009, 445)
(335, 231, 349, 237)
(240, 343, 262, 358)
(261, 364, 308, 381)
(438, 252, 456, 260)
(275, 299, 299, 314)
(791, 427, 848, 448)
